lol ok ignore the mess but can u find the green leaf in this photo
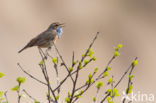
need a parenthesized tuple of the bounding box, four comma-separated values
(78, 61, 83, 69)
(86, 78, 94, 84)
(39, 60, 43, 65)
(109, 101, 114, 103)
(2, 101, 8, 103)
(92, 57, 97, 61)
(107, 96, 112, 102)
(108, 77, 113, 84)
(73, 61, 77, 65)
(65, 97, 70, 103)
(132, 60, 138, 66)
(75, 91, 83, 98)
(93, 97, 96, 102)
(56, 95, 60, 100)
(0, 91, 4, 97)
(106, 67, 112, 70)
(20, 94, 27, 98)
(87, 48, 94, 57)
(117, 44, 123, 49)
(96, 81, 103, 89)
(114, 51, 120, 57)
(90, 78, 94, 83)
(11, 85, 19, 91)
(16, 77, 26, 83)
(68, 92, 71, 97)
(81, 54, 85, 57)
(68, 67, 73, 72)
(0, 72, 5, 78)
(129, 75, 135, 81)
(52, 57, 57, 64)
(126, 85, 133, 94)
(113, 88, 119, 96)
(34, 101, 39, 103)
(0, 97, 5, 101)
(88, 73, 92, 79)
(94, 67, 98, 73)
(104, 71, 109, 77)
(84, 59, 89, 65)
(106, 89, 112, 94)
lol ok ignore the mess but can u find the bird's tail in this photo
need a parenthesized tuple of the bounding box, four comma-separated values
(18, 46, 28, 53)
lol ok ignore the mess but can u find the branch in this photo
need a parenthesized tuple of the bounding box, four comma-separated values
(53, 42, 74, 83)
(122, 58, 137, 103)
(100, 57, 138, 103)
(4, 91, 8, 103)
(69, 32, 99, 103)
(23, 89, 41, 103)
(17, 63, 47, 85)
(38, 48, 57, 103)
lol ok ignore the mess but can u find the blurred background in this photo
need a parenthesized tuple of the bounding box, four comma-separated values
(0, 0, 156, 103)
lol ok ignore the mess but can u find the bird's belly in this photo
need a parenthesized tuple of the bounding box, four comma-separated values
(38, 42, 50, 48)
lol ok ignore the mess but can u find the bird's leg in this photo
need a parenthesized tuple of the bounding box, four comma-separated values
(45, 46, 53, 58)
(38, 47, 47, 60)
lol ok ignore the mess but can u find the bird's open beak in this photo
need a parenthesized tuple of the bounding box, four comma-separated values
(59, 23, 65, 27)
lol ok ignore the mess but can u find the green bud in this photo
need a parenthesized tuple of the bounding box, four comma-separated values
(0, 91, 4, 97)
(87, 48, 94, 57)
(107, 96, 112, 102)
(81, 54, 85, 57)
(94, 67, 98, 73)
(108, 77, 113, 84)
(129, 75, 135, 81)
(73, 61, 77, 65)
(93, 97, 96, 102)
(92, 57, 97, 61)
(68, 67, 73, 72)
(114, 51, 120, 57)
(106, 89, 112, 94)
(86, 78, 94, 84)
(68, 92, 71, 97)
(65, 97, 70, 103)
(96, 81, 103, 89)
(16, 77, 26, 84)
(56, 95, 60, 100)
(52, 57, 57, 64)
(84, 59, 89, 65)
(11, 85, 19, 91)
(0, 72, 5, 78)
(88, 73, 92, 79)
(104, 71, 109, 77)
(132, 60, 138, 66)
(35, 101, 39, 103)
(126, 85, 133, 94)
(39, 60, 43, 65)
(106, 67, 112, 70)
(113, 88, 119, 96)
(117, 44, 123, 49)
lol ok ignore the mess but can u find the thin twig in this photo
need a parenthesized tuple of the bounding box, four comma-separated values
(70, 32, 99, 103)
(38, 48, 57, 103)
(100, 57, 138, 103)
(17, 63, 47, 85)
(17, 83, 21, 103)
(23, 89, 40, 103)
(53, 42, 74, 83)
(122, 57, 137, 103)
(4, 91, 8, 103)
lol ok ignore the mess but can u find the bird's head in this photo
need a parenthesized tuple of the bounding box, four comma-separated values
(48, 22, 64, 38)
(48, 22, 64, 30)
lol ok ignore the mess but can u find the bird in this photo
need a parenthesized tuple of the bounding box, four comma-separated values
(18, 22, 64, 53)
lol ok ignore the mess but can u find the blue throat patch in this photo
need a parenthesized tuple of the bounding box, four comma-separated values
(57, 27, 63, 38)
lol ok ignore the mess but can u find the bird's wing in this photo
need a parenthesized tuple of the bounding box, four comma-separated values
(34, 30, 57, 46)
